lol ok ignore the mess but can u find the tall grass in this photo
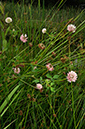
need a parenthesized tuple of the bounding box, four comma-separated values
(0, 0, 85, 129)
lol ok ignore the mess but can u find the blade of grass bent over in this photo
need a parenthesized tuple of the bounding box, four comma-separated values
(1, 89, 21, 117)
(0, 84, 20, 115)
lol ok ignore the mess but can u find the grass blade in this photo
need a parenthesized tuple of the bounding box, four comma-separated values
(0, 84, 20, 115)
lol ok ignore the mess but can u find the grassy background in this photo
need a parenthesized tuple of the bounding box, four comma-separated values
(0, 0, 85, 129)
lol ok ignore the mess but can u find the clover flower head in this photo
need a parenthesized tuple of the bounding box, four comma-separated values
(42, 28, 46, 34)
(67, 24, 76, 33)
(46, 63, 54, 71)
(67, 71, 77, 83)
(20, 34, 28, 43)
(13, 29, 15, 31)
(29, 42, 33, 47)
(52, 52, 56, 57)
(36, 84, 43, 90)
(5, 17, 12, 23)
(38, 43, 45, 49)
(13, 67, 20, 74)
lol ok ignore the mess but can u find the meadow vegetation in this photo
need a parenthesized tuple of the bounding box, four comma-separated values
(0, 0, 85, 129)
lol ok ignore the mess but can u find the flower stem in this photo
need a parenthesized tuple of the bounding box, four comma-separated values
(69, 39, 71, 61)
(71, 83, 76, 129)
(69, 38, 71, 70)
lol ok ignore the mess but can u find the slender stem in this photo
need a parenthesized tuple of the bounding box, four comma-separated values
(69, 39, 71, 61)
(71, 83, 76, 129)
(69, 39, 70, 54)
(69, 38, 72, 70)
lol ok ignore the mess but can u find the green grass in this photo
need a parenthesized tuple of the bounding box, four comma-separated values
(0, 0, 85, 129)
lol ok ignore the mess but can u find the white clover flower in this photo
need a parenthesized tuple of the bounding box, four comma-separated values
(67, 71, 77, 83)
(5, 17, 12, 23)
(13, 67, 20, 74)
(13, 29, 15, 31)
(36, 84, 43, 90)
(67, 24, 76, 33)
(42, 28, 46, 34)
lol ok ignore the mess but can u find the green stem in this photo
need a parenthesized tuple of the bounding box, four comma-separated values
(69, 40, 70, 54)
(69, 39, 71, 62)
(69, 39, 71, 70)
(71, 83, 76, 129)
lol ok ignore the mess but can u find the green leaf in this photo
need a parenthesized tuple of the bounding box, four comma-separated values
(51, 82, 54, 86)
(0, 84, 20, 114)
(4, 119, 17, 129)
(2, 39, 7, 52)
(1, 89, 21, 117)
(53, 75, 59, 79)
(40, 77, 43, 81)
(50, 87, 55, 92)
(5, 26, 10, 36)
(32, 79, 39, 83)
(0, 2, 4, 14)
(0, 21, 4, 28)
(46, 73, 52, 79)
